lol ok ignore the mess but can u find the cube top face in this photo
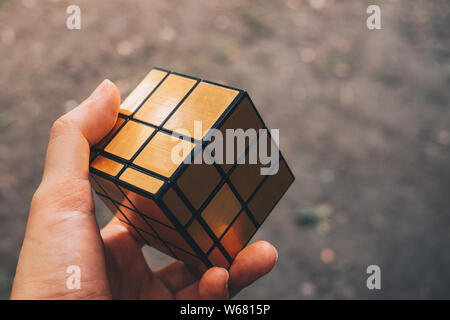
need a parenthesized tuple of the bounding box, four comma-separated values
(89, 67, 294, 272)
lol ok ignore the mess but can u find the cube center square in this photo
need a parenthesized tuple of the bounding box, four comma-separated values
(89, 67, 294, 272)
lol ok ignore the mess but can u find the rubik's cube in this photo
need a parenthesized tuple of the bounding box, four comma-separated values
(89, 67, 294, 272)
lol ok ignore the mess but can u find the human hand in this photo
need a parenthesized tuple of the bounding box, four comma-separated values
(11, 79, 278, 300)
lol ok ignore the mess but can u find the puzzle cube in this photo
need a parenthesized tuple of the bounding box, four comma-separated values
(89, 67, 294, 272)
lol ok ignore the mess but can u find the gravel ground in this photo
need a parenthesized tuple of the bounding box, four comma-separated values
(0, 0, 449, 299)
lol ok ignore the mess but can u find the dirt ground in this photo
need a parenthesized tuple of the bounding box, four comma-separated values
(0, 0, 449, 299)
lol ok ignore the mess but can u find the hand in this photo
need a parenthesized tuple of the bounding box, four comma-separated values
(11, 80, 278, 300)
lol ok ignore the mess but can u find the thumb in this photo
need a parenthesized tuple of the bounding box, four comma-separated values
(42, 79, 120, 184)
(62, 79, 121, 146)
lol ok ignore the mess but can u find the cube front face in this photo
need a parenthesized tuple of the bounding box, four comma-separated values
(89, 67, 294, 272)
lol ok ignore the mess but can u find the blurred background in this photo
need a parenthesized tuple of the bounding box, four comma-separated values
(0, 0, 449, 299)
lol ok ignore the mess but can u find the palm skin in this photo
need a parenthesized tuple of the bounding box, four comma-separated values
(11, 80, 277, 300)
(103, 219, 276, 299)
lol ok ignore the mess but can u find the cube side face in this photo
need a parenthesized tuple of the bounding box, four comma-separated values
(219, 94, 295, 237)
(217, 96, 264, 173)
(172, 93, 294, 267)
(89, 67, 294, 272)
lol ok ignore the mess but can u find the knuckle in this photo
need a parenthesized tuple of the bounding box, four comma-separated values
(30, 185, 45, 206)
(31, 179, 93, 213)
(30, 181, 54, 207)
(50, 117, 73, 140)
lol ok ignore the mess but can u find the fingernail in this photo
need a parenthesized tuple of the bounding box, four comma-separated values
(90, 79, 112, 99)
(273, 246, 279, 262)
